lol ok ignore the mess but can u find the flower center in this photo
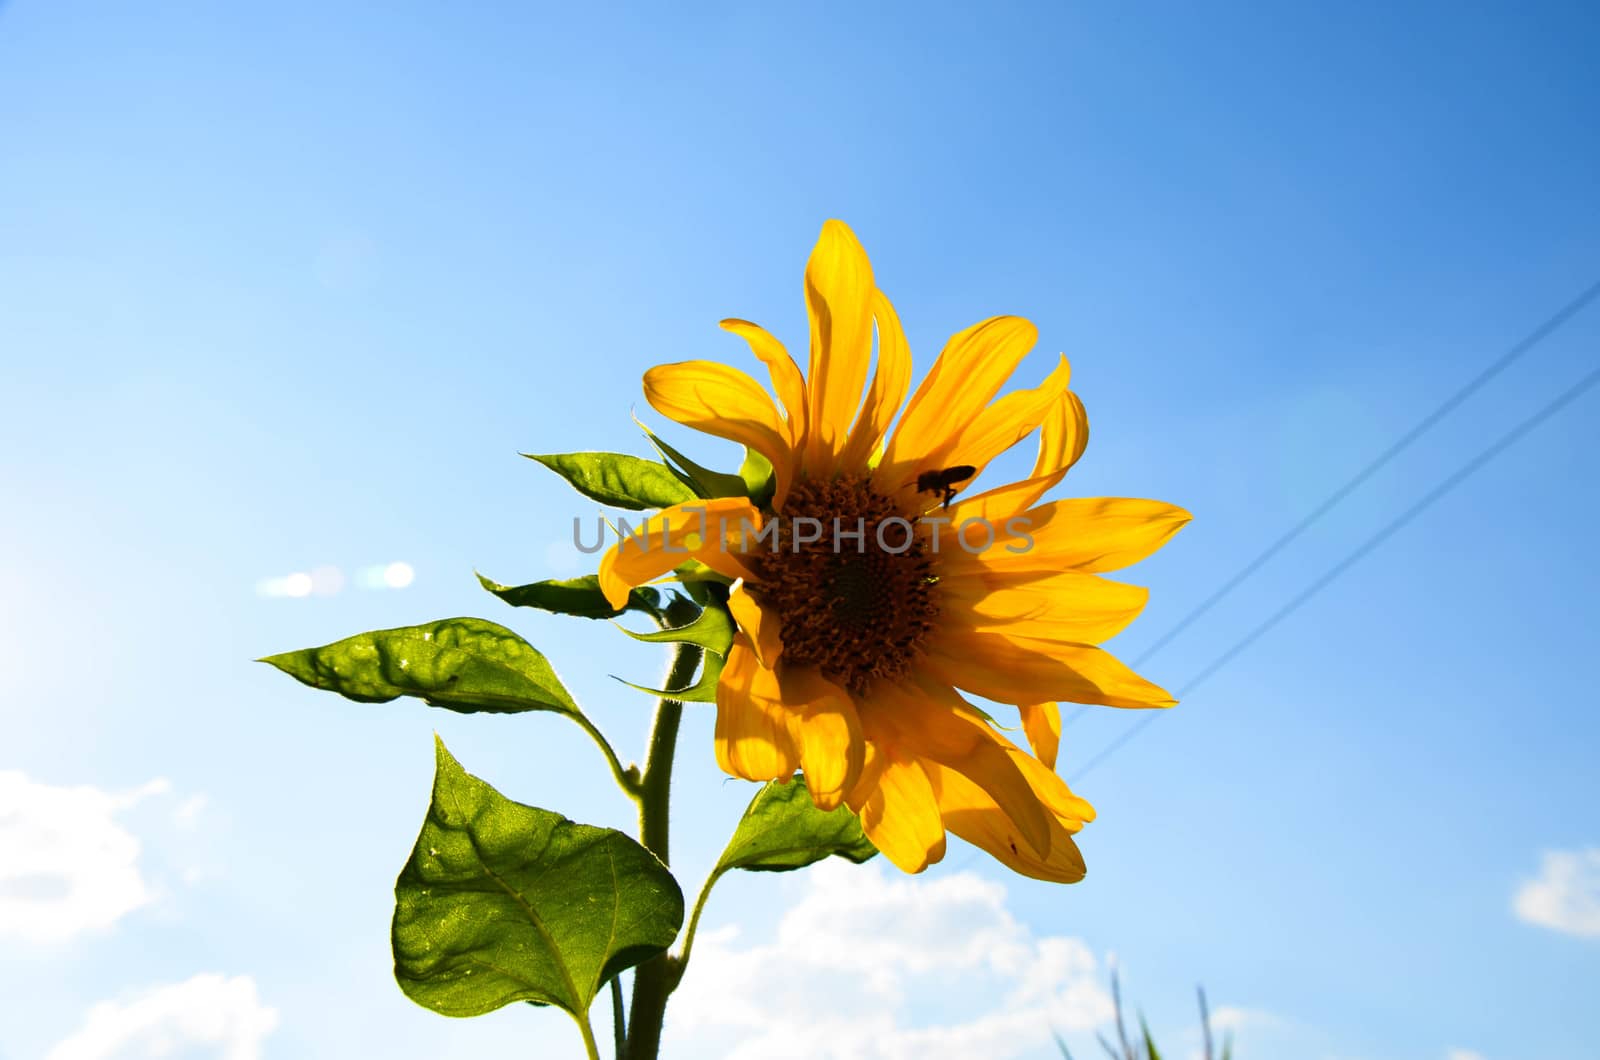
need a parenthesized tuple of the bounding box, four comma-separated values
(746, 474, 939, 695)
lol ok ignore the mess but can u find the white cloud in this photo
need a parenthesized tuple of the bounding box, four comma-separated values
(664, 860, 1114, 1059)
(47, 974, 279, 1060)
(1513, 848, 1600, 938)
(1446, 1050, 1486, 1060)
(173, 794, 209, 830)
(0, 771, 170, 943)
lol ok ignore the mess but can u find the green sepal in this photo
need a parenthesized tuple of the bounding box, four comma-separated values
(616, 647, 725, 704)
(738, 447, 776, 508)
(260, 617, 579, 717)
(713, 775, 877, 874)
(616, 602, 733, 656)
(392, 737, 684, 1019)
(523, 451, 696, 511)
(477, 572, 663, 620)
(633, 415, 749, 500)
(681, 571, 731, 608)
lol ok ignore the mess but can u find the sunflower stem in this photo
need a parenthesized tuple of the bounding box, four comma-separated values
(624, 604, 701, 1060)
(610, 975, 626, 1059)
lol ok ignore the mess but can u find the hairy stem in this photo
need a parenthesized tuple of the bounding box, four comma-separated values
(624, 624, 701, 1060)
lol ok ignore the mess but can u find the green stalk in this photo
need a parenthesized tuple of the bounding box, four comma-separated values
(669, 866, 726, 988)
(575, 1011, 602, 1060)
(624, 624, 701, 1060)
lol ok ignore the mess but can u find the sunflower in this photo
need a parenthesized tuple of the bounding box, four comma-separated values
(598, 221, 1188, 880)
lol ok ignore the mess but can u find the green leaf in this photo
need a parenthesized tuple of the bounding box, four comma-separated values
(713, 775, 878, 874)
(524, 451, 696, 511)
(1139, 1014, 1163, 1060)
(393, 738, 684, 1019)
(633, 416, 749, 499)
(260, 617, 579, 717)
(616, 647, 725, 704)
(616, 602, 733, 656)
(477, 572, 663, 620)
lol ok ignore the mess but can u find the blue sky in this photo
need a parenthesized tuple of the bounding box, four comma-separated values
(3, 1, 1598, 1057)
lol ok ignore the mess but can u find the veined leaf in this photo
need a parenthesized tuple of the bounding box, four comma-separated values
(616, 602, 733, 656)
(477, 572, 663, 620)
(714, 775, 877, 874)
(261, 617, 578, 717)
(524, 451, 696, 511)
(392, 738, 684, 1019)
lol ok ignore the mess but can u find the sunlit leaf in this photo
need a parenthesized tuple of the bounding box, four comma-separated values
(477, 572, 663, 620)
(392, 737, 684, 1018)
(524, 451, 696, 511)
(616, 602, 733, 656)
(260, 617, 579, 717)
(714, 775, 877, 874)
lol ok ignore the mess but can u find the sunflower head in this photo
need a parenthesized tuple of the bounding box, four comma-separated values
(745, 472, 939, 694)
(600, 220, 1190, 880)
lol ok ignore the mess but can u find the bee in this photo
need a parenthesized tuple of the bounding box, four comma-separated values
(915, 464, 976, 509)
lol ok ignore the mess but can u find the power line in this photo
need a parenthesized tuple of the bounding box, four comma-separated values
(1068, 359, 1600, 784)
(1061, 277, 1600, 730)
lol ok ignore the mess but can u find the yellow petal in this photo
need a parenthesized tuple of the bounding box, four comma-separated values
(935, 354, 1074, 493)
(803, 220, 875, 470)
(720, 318, 807, 450)
(925, 761, 1087, 883)
(1001, 735, 1094, 824)
(839, 288, 913, 470)
(597, 497, 760, 608)
(1018, 702, 1061, 772)
(1030, 389, 1089, 482)
(781, 668, 864, 812)
(850, 744, 946, 873)
(714, 637, 800, 781)
(643, 360, 794, 497)
(859, 678, 1053, 859)
(945, 497, 1191, 575)
(939, 568, 1149, 645)
(925, 630, 1176, 710)
(727, 582, 782, 668)
(880, 315, 1038, 479)
(945, 384, 1090, 521)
